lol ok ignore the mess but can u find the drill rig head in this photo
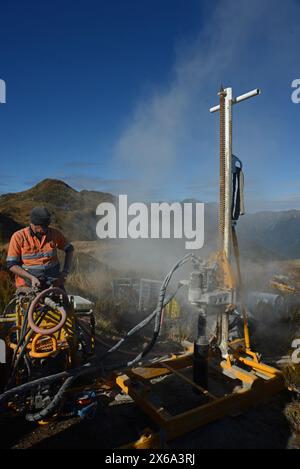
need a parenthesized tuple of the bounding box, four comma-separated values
(188, 257, 233, 313)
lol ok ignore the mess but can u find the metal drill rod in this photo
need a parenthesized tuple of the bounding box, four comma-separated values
(223, 87, 233, 261)
(219, 88, 226, 251)
(209, 86, 261, 359)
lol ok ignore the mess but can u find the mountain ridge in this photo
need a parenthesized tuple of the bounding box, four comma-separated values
(0, 179, 300, 261)
(0, 179, 115, 242)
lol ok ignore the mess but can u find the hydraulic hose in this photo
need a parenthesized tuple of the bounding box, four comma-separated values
(1, 296, 17, 317)
(25, 375, 75, 422)
(28, 287, 68, 335)
(98, 285, 182, 361)
(6, 287, 68, 389)
(104, 253, 193, 370)
(0, 362, 97, 406)
(6, 306, 50, 389)
(0, 254, 194, 417)
(24, 254, 194, 414)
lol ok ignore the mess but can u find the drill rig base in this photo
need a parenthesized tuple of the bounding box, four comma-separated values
(111, 345, 284, 447)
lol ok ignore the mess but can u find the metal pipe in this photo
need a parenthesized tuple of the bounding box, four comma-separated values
(219, 312, 229, 358)
(233, 88, 261, 104)
(209, 103, 221, 113)
(193, 308, 209, 392)
(210, 88, 261, 113)
(246, 291, 284, 314)
(243, 308, 251, 351)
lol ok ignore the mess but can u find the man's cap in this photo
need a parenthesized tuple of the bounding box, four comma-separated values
(30, 207, 52, 227)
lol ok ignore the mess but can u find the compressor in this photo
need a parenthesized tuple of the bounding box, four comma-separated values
(0, 276, 95, 421)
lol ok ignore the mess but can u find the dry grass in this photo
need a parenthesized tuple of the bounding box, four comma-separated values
(283, 345, 300, 447)
(284, 363, 300, 391)
(66, 263, 141, 337)
(0, 250, 14, 313)
(284, 398, 300, 448)
(285, 399, 300, 433)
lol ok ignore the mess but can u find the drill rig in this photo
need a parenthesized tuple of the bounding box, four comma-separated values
(112, 87, 285, 447)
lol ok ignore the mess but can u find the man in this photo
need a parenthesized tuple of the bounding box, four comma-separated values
(6, 207, 74, 289)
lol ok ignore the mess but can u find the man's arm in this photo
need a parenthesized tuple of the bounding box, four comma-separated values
(7, 232, 40, 287)
(9, 265, 40, 288)
(61, 246, 74, 278)
(54, 230, 74, 279)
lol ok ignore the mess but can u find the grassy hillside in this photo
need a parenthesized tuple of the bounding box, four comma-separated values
(0, 178, 115, 242)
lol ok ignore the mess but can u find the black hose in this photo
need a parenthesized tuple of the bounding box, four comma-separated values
(0, 362, 97, 406)
(22, 256, 190, 418)
(6, 308, 48, 389)
(10, 290, 37, 371)
(1, 254, 194, 417)
(98, 286, 182, 361)
(11, 301, 30, 367)
(25, 376, 75, 422)
(1, 296, 17, 318)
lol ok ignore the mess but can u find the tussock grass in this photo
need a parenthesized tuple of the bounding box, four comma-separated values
(284, 364, 300, 395)
(0, 249, 14, 314)
(285, 398, 300, 449)
(66, 264, 140, 337)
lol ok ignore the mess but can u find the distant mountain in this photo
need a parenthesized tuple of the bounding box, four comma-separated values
(238, 210, 300, 259)
(1, 179, 300, 261)
(0, 179, 115, 242)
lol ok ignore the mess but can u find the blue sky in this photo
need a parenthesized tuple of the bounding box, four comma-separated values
(0, 0, 300, 211)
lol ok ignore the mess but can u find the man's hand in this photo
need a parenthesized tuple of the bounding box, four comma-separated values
(9, 265, 41, 288)
(30, 276, 41, 288)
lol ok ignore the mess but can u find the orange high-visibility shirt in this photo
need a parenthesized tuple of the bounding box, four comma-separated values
(7, 226, 71, 287)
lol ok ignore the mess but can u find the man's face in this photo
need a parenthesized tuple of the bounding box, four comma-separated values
(30, 224, 49, 236)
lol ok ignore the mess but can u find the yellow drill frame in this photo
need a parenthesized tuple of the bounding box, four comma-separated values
(110, 337, 284, 448)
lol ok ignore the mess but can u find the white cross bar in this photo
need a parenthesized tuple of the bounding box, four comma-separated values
(209, 88, 261, 113)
